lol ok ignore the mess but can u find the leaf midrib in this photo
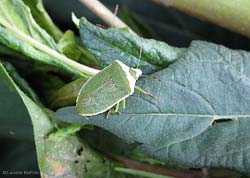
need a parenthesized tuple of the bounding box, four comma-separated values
(120, 113, 249, 119)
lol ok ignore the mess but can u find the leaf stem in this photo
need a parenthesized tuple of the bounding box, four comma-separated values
(110, 154, 241, 178)
(115, 167, 173, 178)
(0, 18, 100, 76)
(152, 0, 250, 38)
(78, 0, 137, 36)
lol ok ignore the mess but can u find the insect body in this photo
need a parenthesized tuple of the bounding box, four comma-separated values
(76, 60, 142, 116)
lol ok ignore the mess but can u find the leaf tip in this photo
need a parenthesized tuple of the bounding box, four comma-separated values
(72, 12, 80, 29)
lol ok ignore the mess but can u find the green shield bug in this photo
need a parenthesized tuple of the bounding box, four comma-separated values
(76, 60, 142, 116)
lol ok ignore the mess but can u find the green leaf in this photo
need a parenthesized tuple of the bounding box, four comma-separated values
(0, 0, 97, 77)
(54, 41, 250, 173)
(49, 77, 87, 109)
(79, 18, 185, 73)
(0, 0, 57, 47)
(3, 62, 41, 105)
(23, 0, 63, 41)
(0, 43, 24, 58)
(58, 31, 86, 62)
(0, 62, 134, 178)
(0, 63, 34, 140)
(58, 30, 100, 67)
(48, 125, 82, 141)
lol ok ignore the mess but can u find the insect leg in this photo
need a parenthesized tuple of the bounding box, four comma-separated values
(135, 85, 156, 99)
(114, 102, 120, 113)
(122, 99, 126, 110)
(106, 102, 122, 119)
(106, 109, 112, 119)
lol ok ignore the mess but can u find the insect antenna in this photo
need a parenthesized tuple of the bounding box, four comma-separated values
(134, 38, 159, 99)
(109, 4, 119, 28)
(140, 74, 162, 82)
(136, 37, 144, 69)
(114, 4, 119, 16)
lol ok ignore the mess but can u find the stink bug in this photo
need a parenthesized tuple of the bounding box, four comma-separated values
(76, 60, 142, 116)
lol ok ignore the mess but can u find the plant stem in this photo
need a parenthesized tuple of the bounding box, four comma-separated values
(115, 167, 173, 178)
(152, 0, 250, 38)
(109, 154, 241, 178)
(78, 0, 137, 36)
(0, 18, 100, 76)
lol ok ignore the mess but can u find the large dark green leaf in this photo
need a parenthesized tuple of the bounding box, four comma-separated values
(0, 63, 33, 140)
(55, 41, 250, 174)
(0, 62, 40, 176)
(79, 18, 185, 73)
